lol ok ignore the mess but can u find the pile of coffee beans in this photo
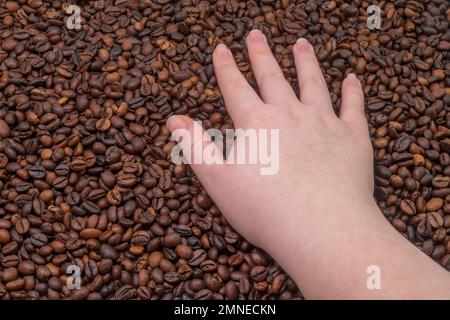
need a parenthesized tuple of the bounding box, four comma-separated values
(0, 0, 448, 300)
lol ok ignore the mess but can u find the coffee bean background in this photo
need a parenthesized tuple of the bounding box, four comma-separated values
(0, 0, 448, 300)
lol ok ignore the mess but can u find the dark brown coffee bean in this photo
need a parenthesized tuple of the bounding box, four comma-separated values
(175, 244, 193, 260)
(15, 219, 30, 235)
(250, 266, 268, 282)
(400, 199, 417, 216)
(107, 189, 122, 205)
(6, 279, 24, 291)
(7, 0, 449, 301)
(117, 174, 137, 187)
(53, 176, 68, 189)
(163, 233, 181, 247)
(1, 267, 18, 282)
(2, 255, 19, 268)
(30, 233, 48, 247)
(189, 249, 207, 267)
(164, 272, 181, 284)
(72, 287, 90, 300)
(99, 244, 118, 260)
(194, 288, 212, 300)
(28, 165, 45, 179)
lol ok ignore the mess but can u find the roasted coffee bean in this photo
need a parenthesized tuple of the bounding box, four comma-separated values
(164, 272, 181, 285)
(6, 279, 24, 291)
(137, 287, 151, 300)
(163, 233, 181, 247)
(36, 266, 51, 281)
(99, 244, 118, 260)
(72, 287, 90, 300)
(107, 190, 122, 206)
(15, 219, 30, 235)
(30, 233, 48, 247)
(189, 249, 207, 267)
(0, 229, 11, 244)
(54, 164, 70, 176)
(27, 165, 45, 179)
(131, 231, 150, 247)
(1, 267, 18, 282)
(250, 266, 268, 282)
(175, 244, 193, 260)
(53, 177, 68, 189)
(80, 229, 102, 239)
(194, 289, 212, 300)
(0, 119, 11, 138)
(400, 199, 417, 216)
(427, 198, 444, 212)
(81, 201, 101, 214)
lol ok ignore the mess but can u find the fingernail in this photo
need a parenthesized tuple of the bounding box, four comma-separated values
(295, 38, 311, 52)
(248, 29, 266, 44)
(346, 73, 360, 87)
(167, 116, 188, 131)
(215, 44, 229, 59)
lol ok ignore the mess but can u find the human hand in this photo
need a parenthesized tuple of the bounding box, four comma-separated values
(167, 30, 450, 299)
(167, 29, 373, 251)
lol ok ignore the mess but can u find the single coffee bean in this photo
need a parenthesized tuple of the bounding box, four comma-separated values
(99, 244, 118, 260)
(80, 228, 102, 239)
(189, 249, 207, 267)
(426, 198, 444, 212)
(6, 279, 24, 291)
(30, 233, 48, 247)
(163, 233, 181, 247)
(250, 266, 268, 282)
(175, 244, 193, 260)
(0, 229, 11, 244)
(28, 165, 45, 179)
(15, 219, 30, 235)
(400, 199, 417, 216)
(164, 272, 181, 284)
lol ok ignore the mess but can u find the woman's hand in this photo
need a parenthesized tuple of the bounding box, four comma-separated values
(167, 30, 450, 299)
(167, 30, 373, 250)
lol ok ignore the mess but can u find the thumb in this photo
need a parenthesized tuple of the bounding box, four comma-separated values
(166, 115, 226, 186)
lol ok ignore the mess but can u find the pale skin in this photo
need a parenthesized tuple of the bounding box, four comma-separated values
(167, 30, 450, 299)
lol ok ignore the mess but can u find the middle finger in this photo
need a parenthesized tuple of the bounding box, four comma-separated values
(246, 30, 299, 106)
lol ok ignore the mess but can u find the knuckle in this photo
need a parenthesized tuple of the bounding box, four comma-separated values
(300, 75, 326, 90)
(287, 104, 304, 120)
(257, 70, 285, 86)
(225, 76, 245, 89)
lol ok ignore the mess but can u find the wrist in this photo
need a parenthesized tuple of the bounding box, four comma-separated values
(261, 196, 384, 286)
